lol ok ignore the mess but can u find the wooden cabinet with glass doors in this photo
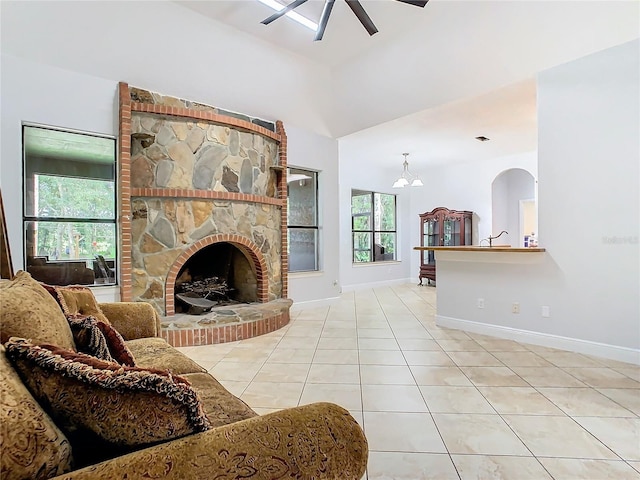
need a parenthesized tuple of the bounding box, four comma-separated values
(419, 207, 473, 285)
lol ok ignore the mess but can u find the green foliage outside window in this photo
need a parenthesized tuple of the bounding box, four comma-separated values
(352, 190, 396, 263)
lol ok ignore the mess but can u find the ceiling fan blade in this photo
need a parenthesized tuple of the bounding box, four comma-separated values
(345, 0, 378, 36)
(314, 0, 336, 41)
(395, 0, 429, 7)
(261, 0, 310, 25)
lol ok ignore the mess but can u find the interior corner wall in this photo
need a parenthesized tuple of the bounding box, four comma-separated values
(536, 39, 639, 351)
(407, 153, 537, 283)
(285, 125, 341, 306)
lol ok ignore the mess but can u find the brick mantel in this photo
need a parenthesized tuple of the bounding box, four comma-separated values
(117, 82, 289, 316)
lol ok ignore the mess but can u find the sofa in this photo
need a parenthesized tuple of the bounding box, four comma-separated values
(0, 271, 368, 480)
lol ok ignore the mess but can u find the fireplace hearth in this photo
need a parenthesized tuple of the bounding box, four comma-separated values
(118, 83, 291, 345)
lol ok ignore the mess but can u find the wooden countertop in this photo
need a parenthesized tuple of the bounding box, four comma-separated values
(413, 246, 546, 253)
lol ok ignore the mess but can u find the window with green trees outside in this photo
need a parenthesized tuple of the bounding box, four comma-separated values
(351, 190, 396, 263)
(23, 125, 117, 286)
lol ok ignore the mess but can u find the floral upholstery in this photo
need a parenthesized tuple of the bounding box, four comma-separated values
(0, 346, 72, 480)
(0, 271, 369, 479)
(51, 402, 367, 480)
(0, 271, 75, 350)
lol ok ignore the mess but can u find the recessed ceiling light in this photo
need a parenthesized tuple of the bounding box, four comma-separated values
(257, 0, 318, 31)
(475, 136, 490, 142)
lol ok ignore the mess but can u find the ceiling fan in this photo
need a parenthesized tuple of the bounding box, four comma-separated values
(262, 0, 429, 41)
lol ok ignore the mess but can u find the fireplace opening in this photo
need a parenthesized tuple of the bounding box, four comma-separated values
(174, 242, 258, 314)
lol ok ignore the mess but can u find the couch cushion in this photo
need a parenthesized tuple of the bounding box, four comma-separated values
(0, 345, 72, 480)
(0, 271, 75, 350)
(42, 284, 110, 325)
(180, 372, 257, 428)
(5, 338, 211, 466)
(126, 337, 206, 374)
(67, 315, 136, 366)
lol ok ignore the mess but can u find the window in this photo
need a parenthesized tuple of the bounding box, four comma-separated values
(23, 125, 117, 286)
(352, 190, 397, 263)
(287, 167, 318, 272)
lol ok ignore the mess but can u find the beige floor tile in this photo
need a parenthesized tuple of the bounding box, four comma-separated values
(419, 386, 494, 413)
(433, 413, 530, 455)
(391, 327, 433, 339)
(367, 452, 459, 479)
(266, 348, 316, 364)
(492, 351, 553, 367)
(630, 461, 640, 473)
(510, 366, 587, 387)
(448, 351, 504, 367)
(538, 458, 640, 479)
(472, 338, 530, 351)
(317, 337, 358, 350)
(574, 416, 640, 461)
(358, 338, 400, 351)
(616, 367, 640, 382)
(236, 336, 281, 349)
(253, 363, 310, 383)
(460, 366, 529, 387)
(277, 336, 319, 349)
(436, 339, 485, 352)
(312, 349, 359, 364)
(307, 364, 360, 384)
(299, 383, 362, 411)
(364, 412, 447, 453)
(410, 366, 473, 386)
(403, 351, 455, 366)
(538, 387, 637, 417)
(357, 328, 394, 338)
(427, 328, 472, 340)
(452, 455, 552, 480)
(397, 338, 443, 351)
(592, 357, 640, 369)
(251, 407, 281, 415)
(597, 388, 640, 416)
(216, 379, 249, 397)
(362, 385, 428, 412)
(221, 348, 273, 362)
(321, 327, 357, 338)
(209, 361, 263, 382)
(240, 381, 304, 409)
(478, 387, 565, 415)
(543, 351, 606, 367)
(563, 368, 640, 388)
(358, 350, 407, 365)
(502, 415, 617, 459)
(360, 365, 415, 385)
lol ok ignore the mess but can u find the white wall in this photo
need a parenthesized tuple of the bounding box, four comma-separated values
(337, 154, 413, 291)
(0, 0, 339, 305)
(407, 153, 537, 282)
(285, 125, 341, 306)
(437, 40, 640, 362)
(492, 169, 536, 247)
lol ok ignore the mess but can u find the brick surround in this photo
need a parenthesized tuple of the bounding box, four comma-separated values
(117, 83, 290, 345)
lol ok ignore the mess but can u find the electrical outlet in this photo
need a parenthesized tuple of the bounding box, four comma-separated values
(542, 306, 550, 318)
(476, 298, 485, 309)
(512, 302, 520, 314)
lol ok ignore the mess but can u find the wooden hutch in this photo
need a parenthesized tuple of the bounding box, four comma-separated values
(419, 207, 473, 285)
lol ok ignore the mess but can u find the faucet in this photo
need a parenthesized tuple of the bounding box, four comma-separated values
(486, 230, 508, 247)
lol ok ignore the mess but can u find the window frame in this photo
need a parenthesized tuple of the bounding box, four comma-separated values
(286, 167, 319, 273)
(351, 189, 397, 264)
(22, 123, 118, 286)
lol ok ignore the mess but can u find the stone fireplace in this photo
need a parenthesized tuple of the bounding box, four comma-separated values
(118, 83, 291, 346)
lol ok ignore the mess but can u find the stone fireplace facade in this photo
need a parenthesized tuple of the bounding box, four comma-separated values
(118, 83, 290, 345)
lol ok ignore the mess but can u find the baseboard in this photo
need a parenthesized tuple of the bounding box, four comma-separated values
(436, 315, 640, 366)
(341, 278, 414, 293)
(291, 296, 340, 311)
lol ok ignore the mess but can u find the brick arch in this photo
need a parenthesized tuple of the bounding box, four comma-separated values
(165, 234, 269, 316)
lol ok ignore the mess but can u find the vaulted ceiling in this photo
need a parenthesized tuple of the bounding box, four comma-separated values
(177, 0, 639, 167)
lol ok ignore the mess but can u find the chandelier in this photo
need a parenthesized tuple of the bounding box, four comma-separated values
(392, 153, 423, 188)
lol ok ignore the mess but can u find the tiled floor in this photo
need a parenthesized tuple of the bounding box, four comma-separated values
(177, 284, 640, 479)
